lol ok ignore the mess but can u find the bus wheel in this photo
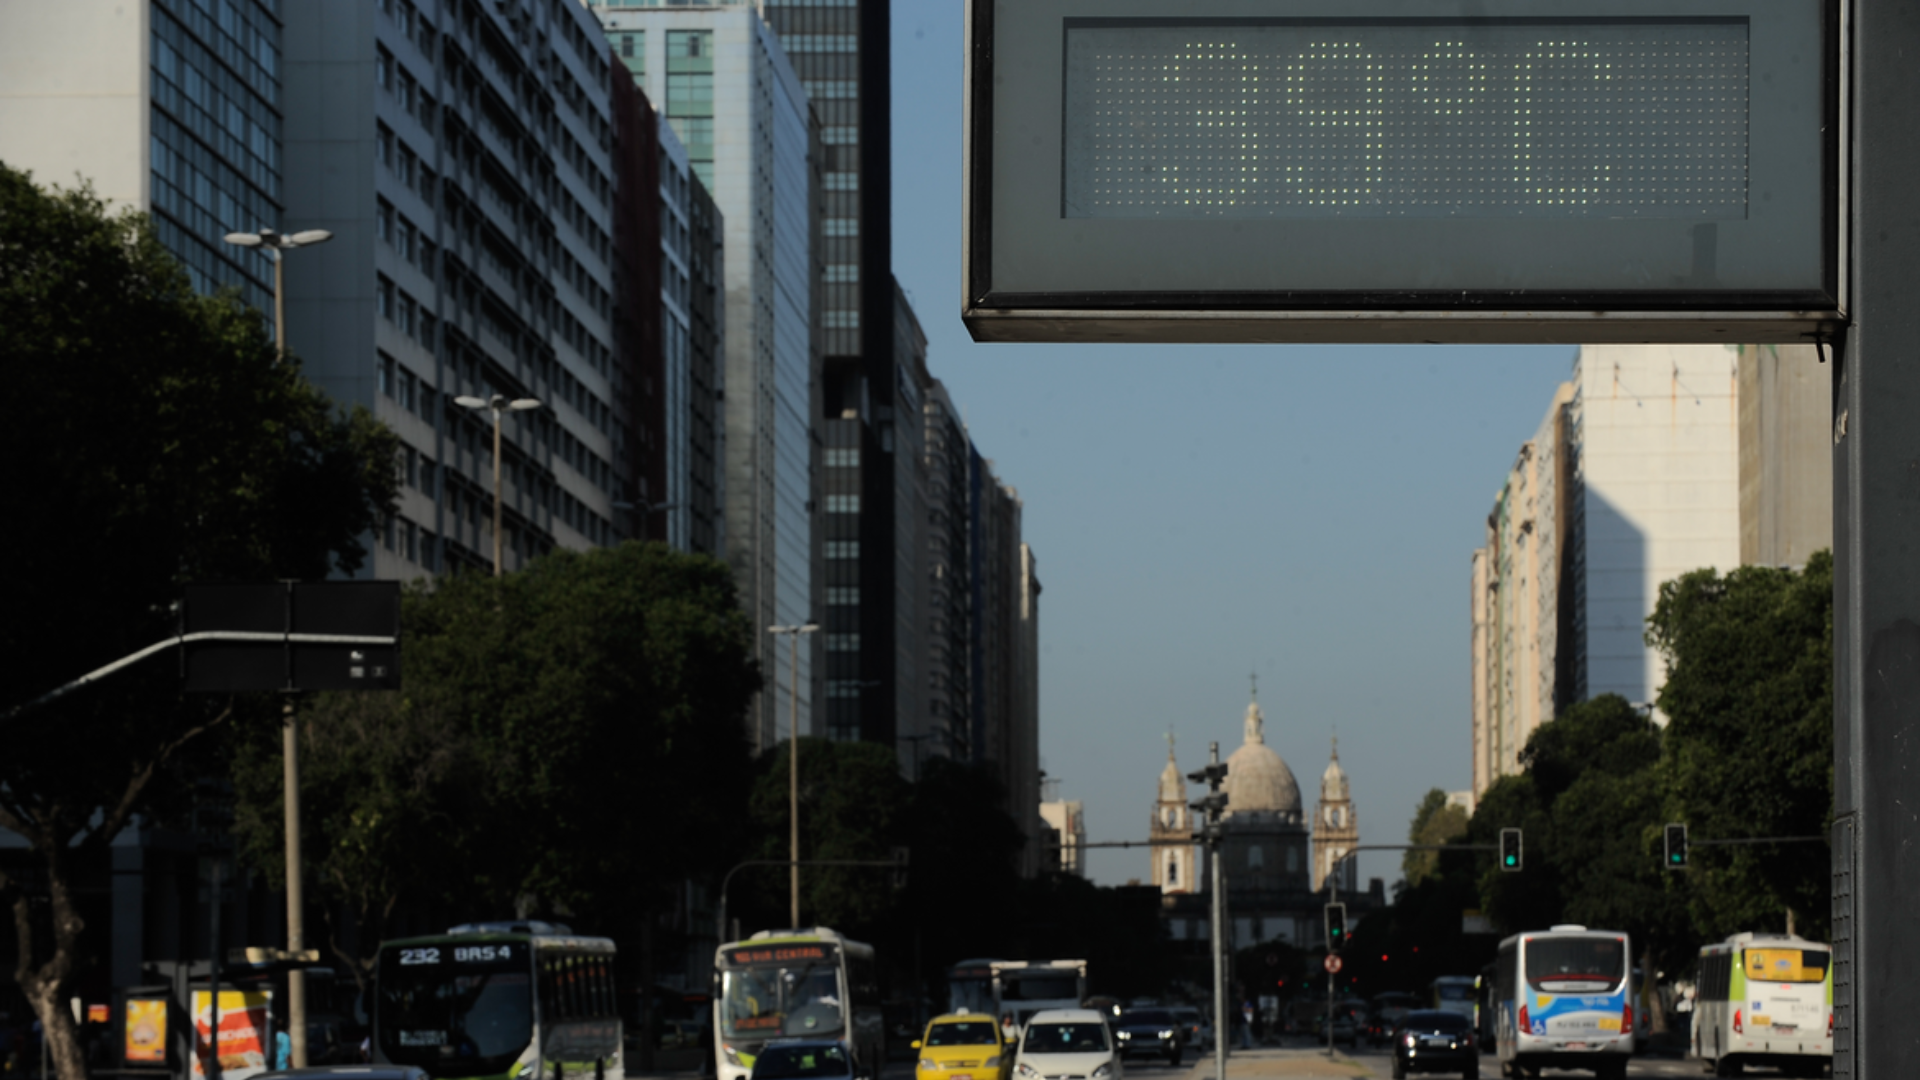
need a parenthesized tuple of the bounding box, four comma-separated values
(1713, 1057, 1743, 1078)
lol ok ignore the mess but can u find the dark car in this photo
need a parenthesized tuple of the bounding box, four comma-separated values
(1366, 992, 1421, 1046)
(1112, 1008, 1184, 1065)
(249, 1069, 427, 1080)
(1389, 1010, 1477, 1080)
(750, 1038, 869, 1080)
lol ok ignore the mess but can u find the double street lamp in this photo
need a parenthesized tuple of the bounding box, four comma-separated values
(222, 227, 332, 360)
(768, 623, 818, 927)
(221, 224, 331, 1071)
(454, 394, 542, 576)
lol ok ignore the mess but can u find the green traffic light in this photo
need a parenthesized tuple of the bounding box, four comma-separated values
(1504, 855, 1517, 866)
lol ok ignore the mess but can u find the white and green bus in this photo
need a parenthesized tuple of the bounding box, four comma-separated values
(712, 928, 883, 1080)
(374, 922, 621, 1080)
(1690, 932, 1831, 1078)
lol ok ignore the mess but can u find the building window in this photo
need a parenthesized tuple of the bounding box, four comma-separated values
(827, 633, 860, 652)
(825, 494, 860, 513)
(823, 310, 859, 329)
(824, 264, 858, 284)
(824, 447, 859, 467)
(823, 218, 858, 237)
(825, 540, 859, 559)
(1168, 857, 1179, 886)
(804, 79, 858, 99)
(1287, 846, 1299, 872)
(824, 173, 858, 191)
(1249, 845, 1264, 870)
(827, 587, 859, 606)
(821, 126, 858, 144)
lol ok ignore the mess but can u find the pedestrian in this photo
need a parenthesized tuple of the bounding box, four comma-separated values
(1239, 1002, 1253, 1049)
(275, 1026, 292, 1071)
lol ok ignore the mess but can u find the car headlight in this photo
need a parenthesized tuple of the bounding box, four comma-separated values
(1158, 1031, 1173, 1039)
(919, 1060, 939, 1072)
(514, 1065, 536, 1080)
(1402, 1034, 1417, 1049)
(983, 1058, 1000, 1069)
(1115, 1031, 1130, 1039)
(722, 1045, 744, 1066)
(1015, 1064, 1038, 1079)
(1091, 1065, 1112, 1080)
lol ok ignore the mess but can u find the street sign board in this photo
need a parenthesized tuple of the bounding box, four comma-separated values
(182, 582, 400, 692)
(963, 0, 1841, 343)
(1324, 954, 1343, 974)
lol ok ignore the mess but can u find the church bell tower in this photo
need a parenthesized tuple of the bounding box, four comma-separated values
(1151, 735, 1196, 893)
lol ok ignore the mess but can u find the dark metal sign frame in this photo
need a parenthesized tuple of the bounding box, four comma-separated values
(962, 0, 1845, 343)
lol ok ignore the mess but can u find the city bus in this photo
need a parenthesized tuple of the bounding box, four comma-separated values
(1493, 925, 1634, 1080)
(1691, 932, 1832, 1077)
(373, 921, 621, 1080)
(711, 928, 884, 1080)
(947, 960, 1000, 1017)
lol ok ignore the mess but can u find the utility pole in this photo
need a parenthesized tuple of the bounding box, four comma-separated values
(1188, 743, 1229, 1080)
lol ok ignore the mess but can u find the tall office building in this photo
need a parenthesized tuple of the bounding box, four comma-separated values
(590, 3, 818, 752)
(275, 0, 630, 580)
(655, 113, 728, 556)
(0, 0, 284, 315)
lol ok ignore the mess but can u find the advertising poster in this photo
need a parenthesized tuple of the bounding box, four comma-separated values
(191, 990, 273, 1080)
(124, 998, 168, 1064)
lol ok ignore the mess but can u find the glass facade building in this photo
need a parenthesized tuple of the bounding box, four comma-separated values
(591, 3, 819, 752)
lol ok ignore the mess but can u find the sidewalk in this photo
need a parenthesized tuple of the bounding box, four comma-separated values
(1173, 1046, 1379, 1080)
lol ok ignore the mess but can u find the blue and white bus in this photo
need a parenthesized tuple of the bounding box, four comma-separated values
(1493, 925, 1634, 1080)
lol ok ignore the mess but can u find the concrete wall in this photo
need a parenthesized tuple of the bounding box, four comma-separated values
(0, 1, 150, 208)
(1737, 343, 1833, 567)
(1570, 344, 1742, 720)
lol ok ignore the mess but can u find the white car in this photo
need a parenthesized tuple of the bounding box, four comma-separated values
(1013, 1009, 1121, 1080)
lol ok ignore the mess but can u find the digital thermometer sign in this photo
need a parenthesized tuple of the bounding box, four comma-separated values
(964, 0, 1840, 343)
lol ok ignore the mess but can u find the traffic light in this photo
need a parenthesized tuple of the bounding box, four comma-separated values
(1664, 823, 1689, 870)
(1188, 762, 1230, 845)
(1325, 901, 1348, 951)
(1499, 828, 1523, 872)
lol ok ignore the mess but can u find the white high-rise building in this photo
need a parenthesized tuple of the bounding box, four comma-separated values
(1472, 345, 1743, 793)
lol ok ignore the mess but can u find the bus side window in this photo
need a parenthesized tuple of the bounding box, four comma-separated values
(594, 958, 610, 1019)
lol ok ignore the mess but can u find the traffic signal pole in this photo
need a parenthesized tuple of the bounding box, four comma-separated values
(1838, 0, 1920, 1071)
(1188, 743, 1229, 1080)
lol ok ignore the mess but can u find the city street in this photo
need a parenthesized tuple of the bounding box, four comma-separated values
(846, 1045, 1727, 1080)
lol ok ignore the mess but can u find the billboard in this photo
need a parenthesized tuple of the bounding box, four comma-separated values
(191, 990, 273, 1080)
(963, 0, 1841, 343)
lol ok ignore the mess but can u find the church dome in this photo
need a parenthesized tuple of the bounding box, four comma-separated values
(1224, 699, 1302, 816)
(1322, 741, 1350, 802)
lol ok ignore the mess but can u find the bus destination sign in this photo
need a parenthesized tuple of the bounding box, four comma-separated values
(964, 0, 1840, 344)
(724, 944, 836, 966)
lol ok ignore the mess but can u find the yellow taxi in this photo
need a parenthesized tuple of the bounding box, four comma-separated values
(913, 1012, 1012, 1080)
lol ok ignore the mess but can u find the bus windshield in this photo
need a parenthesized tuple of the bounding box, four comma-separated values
(1002, 975, 1079, 1001)
(948, 968, 995, 1017)
(721, 962, 844, 1039)
(1525, 938, 1626, 992)
(1745, 948, 1830, 984)
(378, 948, 533, 1078)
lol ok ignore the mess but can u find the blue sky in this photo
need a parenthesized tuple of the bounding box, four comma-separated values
(886, 4, 1578, 890)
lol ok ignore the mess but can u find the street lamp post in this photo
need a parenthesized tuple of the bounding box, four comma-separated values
(222, 224, 332, 1071)
(455, 394, 543, 575)
(768, 623, 819, 927)
(223, 227, 333, 362)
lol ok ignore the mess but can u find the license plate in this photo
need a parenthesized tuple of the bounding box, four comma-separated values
(953, 1073, 973, 1078)
(1564, 1042, 1589, 1050)
(1421, 1037, 1449, 1048)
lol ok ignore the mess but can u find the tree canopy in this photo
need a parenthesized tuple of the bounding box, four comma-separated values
(1648, 552, 1833, 940)
(231, 541, 762, 985)
(0, 163, 398, 1080)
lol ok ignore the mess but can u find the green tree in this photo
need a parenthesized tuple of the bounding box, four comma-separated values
(232, 542, 760, 990)
(743, 739, 912, 935)
(0, 164, 397, 1080)
(1404, 787, 1469, 886)
(1646, 553, 1833, 941)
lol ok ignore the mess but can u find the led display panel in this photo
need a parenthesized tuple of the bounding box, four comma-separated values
(963, 0, 1841, 343)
